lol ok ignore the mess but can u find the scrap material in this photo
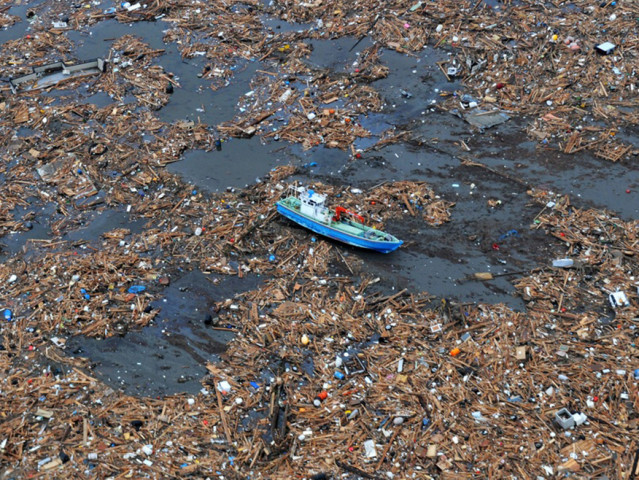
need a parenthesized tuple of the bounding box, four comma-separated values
(0, 0, 638, 479)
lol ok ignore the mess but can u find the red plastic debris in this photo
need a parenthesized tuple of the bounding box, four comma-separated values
(492, 243, 500, 250)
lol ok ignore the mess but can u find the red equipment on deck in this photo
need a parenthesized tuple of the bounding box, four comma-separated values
(332, 206, 364, 224)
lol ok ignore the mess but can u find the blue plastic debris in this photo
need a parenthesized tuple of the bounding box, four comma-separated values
(127, 285, 146, 294)
(4, 309, 13, 321)
(268, 254, 276, 262)
(334, 371, 345, 380)
(249, 381, 260, 390)
(497, 230, 520, 242)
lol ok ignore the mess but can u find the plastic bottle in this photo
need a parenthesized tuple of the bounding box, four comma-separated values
(552, 259, 574, 268)
(279, 88, 292, 103)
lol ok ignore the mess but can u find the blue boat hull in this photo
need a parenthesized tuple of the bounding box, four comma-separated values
(276, 202, 403, 253)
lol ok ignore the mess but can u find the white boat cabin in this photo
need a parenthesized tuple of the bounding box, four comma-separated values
(299, 189, 330, 223)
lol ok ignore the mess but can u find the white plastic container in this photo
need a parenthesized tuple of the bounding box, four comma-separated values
(364, 439, 377, 458)
(609, 291, 629, 309)
(552, 259, 574, 268)
(572, 412, 587, 426)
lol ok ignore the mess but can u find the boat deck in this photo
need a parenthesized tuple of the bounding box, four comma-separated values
(337, 220, 367, 236)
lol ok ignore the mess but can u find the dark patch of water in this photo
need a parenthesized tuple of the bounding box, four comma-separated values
(16, 126, 37, 138)
(468, 120, 639, 220)
(0, 202, 58, 259)
(40, 89, 78, 105)
(374, 47, 462, 125)
(167, 137, 296, 192)
(0, 0, 47, 44)
(156, 51, 261, 125)
(67, 18, 166, 61)
(357, 112, 393, 137)
(353, 113, 395, 151)
(82, 91, 114, 108)
(304, 36, 375, 71)
(67, 269, 262, 397)
(61, 206, 147, 245)
(293, 144, 351, 176)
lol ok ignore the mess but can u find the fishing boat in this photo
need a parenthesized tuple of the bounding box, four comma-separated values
(276, 187, 403, 253)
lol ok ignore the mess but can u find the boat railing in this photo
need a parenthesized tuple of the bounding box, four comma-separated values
(280, 183, 299, 200)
